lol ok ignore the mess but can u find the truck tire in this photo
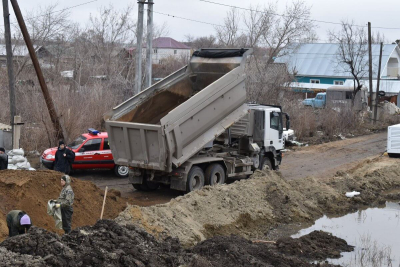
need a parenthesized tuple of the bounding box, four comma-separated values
(132, 176, 159, 191)
(114, 165, 129, 178)
(205, 163, 225, 186)
(260, 157, 272, 171)
(132, 184, 143, 191)
(186, 166, 205, 193)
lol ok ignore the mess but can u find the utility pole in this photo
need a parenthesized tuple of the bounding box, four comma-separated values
(10, 0, 65, 141)
(145, 0, 154, 89)
(367, 22, 373, 110)
(2, 0, 16, 146)
(135, 1, 145, 95)
(374, 42, 383, 124)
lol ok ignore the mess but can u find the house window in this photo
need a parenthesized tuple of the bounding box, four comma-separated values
(154, 49, 157, 53)
(310, 79, 320, 84)
(334, 80, 344, 85)
(345, 92, 352, 100)
(174, 50, 177, 54)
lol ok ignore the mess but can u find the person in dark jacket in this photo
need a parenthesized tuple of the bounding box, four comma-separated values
(0, 147, 8, 170)
(54, 140, 74, 174)
(56, 175, 74, 234)
(6, 210, 32, 237)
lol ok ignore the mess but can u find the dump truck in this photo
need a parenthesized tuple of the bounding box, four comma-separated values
(104, 48, 289, 192)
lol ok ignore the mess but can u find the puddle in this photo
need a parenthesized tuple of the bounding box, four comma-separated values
(293, 202, 400, 267)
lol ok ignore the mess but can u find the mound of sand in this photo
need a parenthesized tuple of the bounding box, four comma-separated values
(0, 170, 127, 241)
(116, 157, 400, 247)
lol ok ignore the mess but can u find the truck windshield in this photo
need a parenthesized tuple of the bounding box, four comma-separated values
(68, 135, 87, 149)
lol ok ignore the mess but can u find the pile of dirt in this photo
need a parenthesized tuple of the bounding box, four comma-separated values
(0, 170, 127, 241)
(189, 232, 345, 267)
(276, 230, 354, 260)
(1, 220, 189, 267)
(116, 157, 400, 247)
(0, 221, 352, 267)
(0, 247, 45, 267)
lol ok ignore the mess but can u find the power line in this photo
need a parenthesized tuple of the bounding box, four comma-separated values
(151, 10, 227, 29)
(199, 0, 400, 30)
(0, 0, 98, 27)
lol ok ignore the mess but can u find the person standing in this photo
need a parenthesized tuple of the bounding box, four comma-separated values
(0, 147, 8, 170)
(54, 140, 74, 174)
(56, 175, 74, 234)
(6, 210, 32, 237)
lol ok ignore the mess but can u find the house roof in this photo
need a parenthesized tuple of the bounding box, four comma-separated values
(0, 44, 44, 57)
(152, 37, 190, 49)
(275, 43, 399, 78)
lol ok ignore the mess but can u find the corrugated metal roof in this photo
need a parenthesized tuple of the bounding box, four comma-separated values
(275, 43, 398, 78)
(344, 79, 400, 94)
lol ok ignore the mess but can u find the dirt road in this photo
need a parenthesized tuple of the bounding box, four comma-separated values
(280, 131, 387, 180)
(31, 132, 387, 206)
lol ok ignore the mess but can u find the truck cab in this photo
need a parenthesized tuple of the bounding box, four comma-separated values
(302, 92, 326, 108)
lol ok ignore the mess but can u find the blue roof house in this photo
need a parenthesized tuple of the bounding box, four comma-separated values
(275, 43, 400, 94)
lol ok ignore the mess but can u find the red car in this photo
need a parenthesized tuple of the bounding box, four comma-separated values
(40, 129, 129, 177)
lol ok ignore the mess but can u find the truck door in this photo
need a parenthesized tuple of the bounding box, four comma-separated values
(265, 111, 284, 150)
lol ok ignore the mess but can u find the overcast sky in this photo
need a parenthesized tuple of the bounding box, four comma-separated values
(2, 0, 400, 43)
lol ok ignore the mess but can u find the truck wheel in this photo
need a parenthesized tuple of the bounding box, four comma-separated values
(114, 165, 129, 178)
(260, 158, 272, 171)
(205, 163, 225, 186)
(186, 166, 205, 192)
(132, 184, 143, 191)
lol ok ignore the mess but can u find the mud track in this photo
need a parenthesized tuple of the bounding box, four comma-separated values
(281, 131, 386, 180)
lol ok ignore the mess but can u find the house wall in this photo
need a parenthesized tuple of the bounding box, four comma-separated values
(384, 56, 400, 78)
(151, 48, 191, 64)
(296, 76, 346, 85)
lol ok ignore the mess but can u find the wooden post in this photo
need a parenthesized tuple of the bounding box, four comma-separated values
(100, 186, 108, 220)
(367, 22, 373, 110)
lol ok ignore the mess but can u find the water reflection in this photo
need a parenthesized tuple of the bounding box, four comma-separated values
(293, 202, 400, 266)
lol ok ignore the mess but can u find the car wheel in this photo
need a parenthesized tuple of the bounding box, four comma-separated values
(205, 163, 225, 186)
(114, 165, 129, 178)
(186, 166, 205, 193)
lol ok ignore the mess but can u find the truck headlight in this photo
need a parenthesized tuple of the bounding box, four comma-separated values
(46, 154, 55, 160)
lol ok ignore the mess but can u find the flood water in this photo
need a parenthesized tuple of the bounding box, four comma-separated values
(293, 202, 400, 267)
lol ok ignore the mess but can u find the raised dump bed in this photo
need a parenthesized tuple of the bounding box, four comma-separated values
(105, 48, 252, 172)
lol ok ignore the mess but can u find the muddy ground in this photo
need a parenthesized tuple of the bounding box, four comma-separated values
(116, 156, 400, 248)
(281, 131, 387, 180)
(0, 219, 351, 267)
(30, 131, 388, 208)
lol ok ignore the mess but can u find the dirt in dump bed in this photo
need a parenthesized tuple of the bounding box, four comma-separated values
(0, 221, 350, 267)
(0, 170, 128, 241)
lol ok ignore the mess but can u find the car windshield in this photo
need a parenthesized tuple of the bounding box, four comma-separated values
(68, 135, 87, 149)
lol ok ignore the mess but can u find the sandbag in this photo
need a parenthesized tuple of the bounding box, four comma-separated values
(7, 164, 17, 170)
(7, 149, 24, 156)
(11, 155, 25, 164)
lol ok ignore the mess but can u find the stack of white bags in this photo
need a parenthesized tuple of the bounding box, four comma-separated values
(7, 148, 35, 171)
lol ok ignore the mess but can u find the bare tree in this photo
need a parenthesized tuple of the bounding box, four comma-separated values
(329, 21, 369, 99)
(215, 8, 241, 47)
(240, 1, 315, 104)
